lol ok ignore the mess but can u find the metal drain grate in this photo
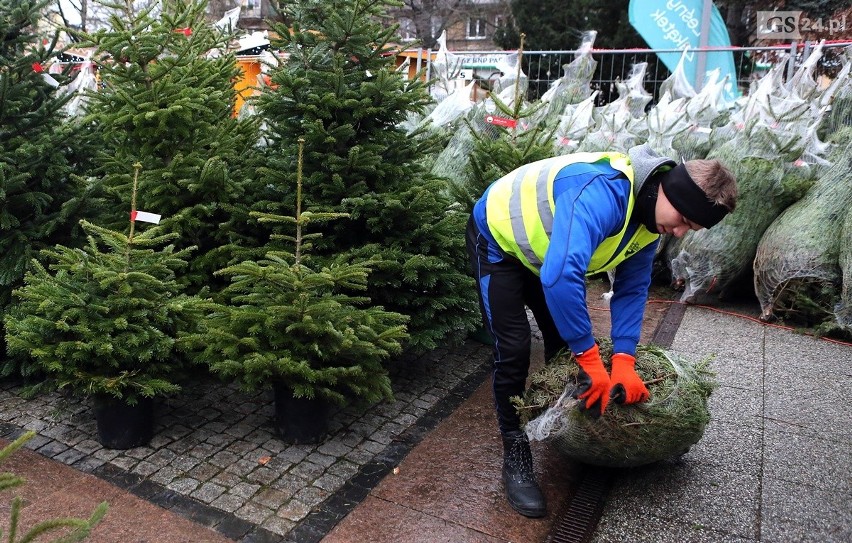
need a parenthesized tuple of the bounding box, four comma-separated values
(547, 291, 686, 543)
(547, 467, 613, 543)
(649, 299, 687, 349)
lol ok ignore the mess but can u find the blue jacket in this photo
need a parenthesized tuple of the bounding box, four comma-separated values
(471, 145, 674, 356)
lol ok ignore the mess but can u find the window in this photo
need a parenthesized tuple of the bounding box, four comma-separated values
(399, 18, 416, 41)
(467, 17, 487, 39)
(242, 0, 261, 18)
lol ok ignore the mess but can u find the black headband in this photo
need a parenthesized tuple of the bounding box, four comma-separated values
(660, 163, 729, 229)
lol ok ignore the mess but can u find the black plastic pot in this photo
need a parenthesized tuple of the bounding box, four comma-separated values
(272, 381, 329, 444)
(93, 395, 154, 449)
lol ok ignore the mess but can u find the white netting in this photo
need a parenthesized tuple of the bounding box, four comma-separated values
(837, 205, 852, 329)
(553, 90, 598, 154)
(753, 135, 852, 324)
(429, 48, 531, 187)
(532, 30, 598, 128)
(521, 341, 716, 468)
(576, 60, 650, 154)
(665, 44, 849, 302)
(658, 50, 697, 100)
(61, 60, 98, 117)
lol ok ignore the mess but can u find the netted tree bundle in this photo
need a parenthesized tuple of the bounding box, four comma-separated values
(553, 91, 598, 155)
(837, 205, 852, 329)
(515, 339, 716, 468)
(818, 47, 852, 138)
(575, 65, 652, 155)
(753, 134, 852, 325)
(667, 139, 817, 302)
(430, 105, 498, 188)
(532, 31, 598, 127)
(822, 80, 852, 137)
(575, 125, 639, 154)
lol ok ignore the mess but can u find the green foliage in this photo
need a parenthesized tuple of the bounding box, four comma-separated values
(0, 0, 84, 307)
(496, 1, 659, 101)
(4, 220, 202, 404)
(78, 0, 260, 291)
(449, 80, 556, 214)
(251, 0, 479, 352)
(515, 339, 716, 468)
(498, 0, 644, 51)
(184, 154, 409, 405)
(0, 431, 108, 542)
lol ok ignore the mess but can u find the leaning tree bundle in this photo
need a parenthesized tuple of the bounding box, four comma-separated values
(669, 127, 817, 302)
(515, 339, 716, 468)
(753, 133, 852, 325)
(836, 196, 852, 329)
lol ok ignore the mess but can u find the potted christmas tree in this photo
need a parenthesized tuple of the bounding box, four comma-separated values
(78, 0, 260, 291)
(184, 140, 408, 443)
(4, 165, 202, 449)
(248, 0, 479, 354)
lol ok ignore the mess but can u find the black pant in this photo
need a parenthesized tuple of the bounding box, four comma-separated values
(466, 217, 568, 434)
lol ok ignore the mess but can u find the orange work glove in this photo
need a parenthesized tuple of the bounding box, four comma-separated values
(571, 343, 611, 417)
(609, 353, 650, 404)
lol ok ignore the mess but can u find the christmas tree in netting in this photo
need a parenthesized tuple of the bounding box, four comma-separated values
(447, 35, 555, 215)
(78, 0, 260, 291)
(252, 0, 479, 352)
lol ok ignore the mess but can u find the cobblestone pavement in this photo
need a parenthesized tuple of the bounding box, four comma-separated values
(0, 339, 493, 542)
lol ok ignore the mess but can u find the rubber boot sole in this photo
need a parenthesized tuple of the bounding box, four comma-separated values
(503, 474, 546, 518)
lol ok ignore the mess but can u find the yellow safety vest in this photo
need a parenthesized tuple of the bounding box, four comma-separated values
(484, 152, 659, 276)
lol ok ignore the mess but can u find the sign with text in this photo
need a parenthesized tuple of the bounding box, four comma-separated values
(756, 11, 848, 39)
(629, 0, 738, 102)
(456, 53, 507, 69)
(485, 115, 517, 128)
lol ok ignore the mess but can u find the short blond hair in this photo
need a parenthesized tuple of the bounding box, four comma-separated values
(685, 159, 738, 211)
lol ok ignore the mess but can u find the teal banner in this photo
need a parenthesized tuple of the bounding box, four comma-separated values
(629, 0, 738, 101)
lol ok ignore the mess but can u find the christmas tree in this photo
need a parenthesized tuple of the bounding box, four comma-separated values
(4, 164, 203, 402)
(251, 0, 479, 352)
(79, 0, 260, 291)
(184, 140, 408, 406)
(448, 35, 556, 214)
(0, 0, 83, 309)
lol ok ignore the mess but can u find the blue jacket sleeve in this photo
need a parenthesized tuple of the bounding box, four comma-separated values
(610, 239, 659, 355)
(539, 169, 630, 355)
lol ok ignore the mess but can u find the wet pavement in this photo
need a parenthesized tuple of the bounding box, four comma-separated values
(0, 280, 849, 542)
(0, 336, 492, 541)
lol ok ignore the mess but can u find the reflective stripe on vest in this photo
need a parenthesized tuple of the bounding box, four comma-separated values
(484, 152, 659, 276)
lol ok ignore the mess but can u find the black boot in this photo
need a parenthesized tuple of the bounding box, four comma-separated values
(502, 430, 546, 518)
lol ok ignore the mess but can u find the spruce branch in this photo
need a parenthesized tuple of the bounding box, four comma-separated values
(511, 33, 526, 141)
(0, 432, 108, 542)
(126, 162, 142, 271)
(295, 138, 304, 268)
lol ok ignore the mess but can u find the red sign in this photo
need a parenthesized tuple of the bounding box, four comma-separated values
(485, 115, 517, 128)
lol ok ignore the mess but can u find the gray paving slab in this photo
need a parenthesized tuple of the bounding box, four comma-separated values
(669, 309, 763, 365)
(0, 339, 493, 541)
(674, 349, 765, 393)
(763, 327, 852, 443)
(760, 476, 852, 543)
(594, 514, 757, 542)
(704, 384, 764, 428)
(601, 457, 762, 540)
(595, 304, 852, 543)
(763, 427, 851, 494)
(685, 418, 762, 471)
